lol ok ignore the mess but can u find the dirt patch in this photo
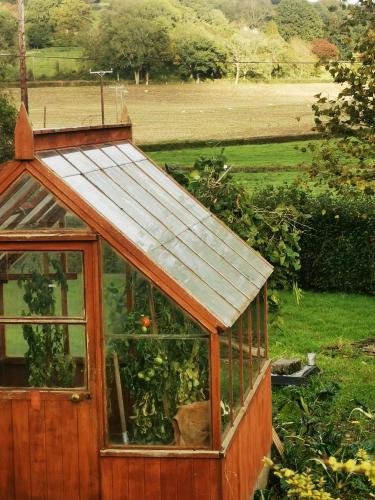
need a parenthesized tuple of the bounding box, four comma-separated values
(9, 81, 340, 144)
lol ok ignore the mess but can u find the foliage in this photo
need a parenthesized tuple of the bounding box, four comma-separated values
(89, 0, 176, 84)
(166, 153, 303, 306)
(265, 450, 375, 499)
(275, 0, 324, 42)
(20, 258, 75, 387)
(299, 190, 375, 294)
(172, 24, 228, 81)
(311, 38, 339, 62)
(262, 380, 375, 499)
(26, 0, 92, 48)
(0, 92, 16, 163)
(311, 0, 375, 194)
(0, 6, 17, 50)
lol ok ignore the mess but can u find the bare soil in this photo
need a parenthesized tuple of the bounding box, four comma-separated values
(10, 81, 340, 144)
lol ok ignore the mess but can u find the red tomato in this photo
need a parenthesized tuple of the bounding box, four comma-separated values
(141, 316, 151, 328)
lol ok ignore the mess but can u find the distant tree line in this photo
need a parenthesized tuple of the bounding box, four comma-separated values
(0, 0, 365, 83)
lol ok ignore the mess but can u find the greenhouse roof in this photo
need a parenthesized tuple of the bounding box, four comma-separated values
(35, 141, 272, 328)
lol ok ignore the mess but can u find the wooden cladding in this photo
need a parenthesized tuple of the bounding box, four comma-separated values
(0, 398, 100, 499)
(99, 366, 272, 500)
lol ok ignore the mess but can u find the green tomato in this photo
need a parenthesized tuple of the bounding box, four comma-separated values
(154, 356, 163, 365)
(141, 326, 148, 333)
(138, 371, 144, 379)
(147, 368, 155, 378)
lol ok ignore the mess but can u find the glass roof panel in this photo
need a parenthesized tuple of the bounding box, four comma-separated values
(149, 246, 237, 326)
(84, 170, 175, 244)
(0, 174, 87, 230)
(122, 164, 199, 227)
(191, 220, 266, 289)
(162, 237, 244, 311)
(104, 166, 187, 235)
(136, 159, 209, 220)
(117, 142, 145, 161)
(61, 149, 98, 174)
(37, 151, 79, 177)
(100, 145, 133, 165)
(63, 174, 159, 251)
(80, 146, 116, 168)
(178, 228, 259, 299)
(203, 216, 272, 280)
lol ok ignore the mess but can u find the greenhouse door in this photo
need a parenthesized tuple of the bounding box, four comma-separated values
(0, 240, 100, 500)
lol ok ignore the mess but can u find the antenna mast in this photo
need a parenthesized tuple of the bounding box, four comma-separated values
(17, 0, 29, 112)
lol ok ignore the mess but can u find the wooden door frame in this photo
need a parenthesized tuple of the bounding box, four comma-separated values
(0, 239, 101, 410)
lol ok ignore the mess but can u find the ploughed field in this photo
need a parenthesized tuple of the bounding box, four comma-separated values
(10, 81, 340, 144)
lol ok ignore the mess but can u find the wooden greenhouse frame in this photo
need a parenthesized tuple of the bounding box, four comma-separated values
(0, 105, 273, 499)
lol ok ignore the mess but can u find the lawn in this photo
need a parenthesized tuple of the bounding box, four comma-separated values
(26, 47, 86, 80)
(148, 140, 315, 169)
(270, 290, 375, 410)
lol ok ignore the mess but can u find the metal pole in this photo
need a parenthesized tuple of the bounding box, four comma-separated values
(17, 0, 29, 112)
(89, 69, 113, 125)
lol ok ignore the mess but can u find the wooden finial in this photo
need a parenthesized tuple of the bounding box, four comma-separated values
(15, 103, 34, 160)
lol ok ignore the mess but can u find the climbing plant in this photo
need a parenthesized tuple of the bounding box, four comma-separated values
(20, 257, 75, 387)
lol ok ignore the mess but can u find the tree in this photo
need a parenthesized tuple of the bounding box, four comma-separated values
(0, 93, 17, 163)
(26, 0, 59, 48)
(173, 24, 228, 81)
(311, 38, 339, 62)
(88, 0, 176, 84)
(50, 0, 92, 46)
(310, 0, 375, 194)
(275, 0, 324, 41)
(0, 7, 17, 50)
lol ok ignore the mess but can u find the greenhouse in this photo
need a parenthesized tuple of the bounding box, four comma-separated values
(0, 105, 273, 499)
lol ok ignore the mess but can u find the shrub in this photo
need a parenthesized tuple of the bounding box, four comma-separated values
(300, 191, 375, 294)
(311, 38, 339, 62)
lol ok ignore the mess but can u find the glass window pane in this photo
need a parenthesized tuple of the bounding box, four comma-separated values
(0, 174, 87, 230)
(220, 329, 232, 435)
(101, 145, 133, 166)
(1, 324, 86, 388)
(117, 143, 145, 162)
(80, 146, 116, 168)
(102, 241, 211, 448)
(0, 251, 84, 317)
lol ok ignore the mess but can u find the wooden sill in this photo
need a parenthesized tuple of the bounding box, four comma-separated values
(0, 230, 98, 241)
(100, 448, 221, 459)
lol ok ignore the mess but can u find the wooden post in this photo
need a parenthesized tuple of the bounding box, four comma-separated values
(113, 352, 129, 444)
(256, 294, 261, 374)
(0, 283, 5, 359)
(17, 0, 29, 112)
(147, 282, 158, 335)
(247, 305, 253, 389)
(228, 329, 233, 426)
(210, 332, 221, 449)
(238, 317, 244, 406)
(264, 283, 269, 358)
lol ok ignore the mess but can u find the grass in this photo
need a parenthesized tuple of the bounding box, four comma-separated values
(9, 81, 340, 142)
(148, 140, 315, 169)
(26, 47, 85, 80)
(269, 290, 375, 410)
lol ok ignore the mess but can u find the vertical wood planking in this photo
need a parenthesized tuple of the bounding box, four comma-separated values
(12, 400, 31, 499)
(45, 400, 64, 500)
(193, 459, 211, 500)
(0, 400, 14, 498)
(176, 459, 193, 500)
(160, 458, 177, 499)
(128, 458, 145, 499)
(78, 402, 100, 499)
(101, 459, 113, 500)
(209, 460, 221, 500)
(29, 401, 47, 500)
(112, 458, 129, 500)
(221, 366, 272, 499)
(144, 458, 161, 500)
(61, 401, 80, 498)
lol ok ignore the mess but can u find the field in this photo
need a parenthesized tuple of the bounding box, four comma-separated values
(10, 81, 340, 144)
(26, 47, 85, 80)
